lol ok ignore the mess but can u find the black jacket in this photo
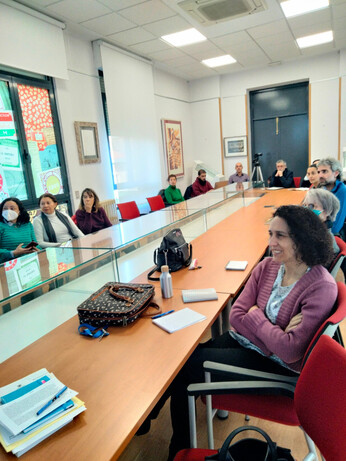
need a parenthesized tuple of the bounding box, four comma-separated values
(269, 168, 294, 188)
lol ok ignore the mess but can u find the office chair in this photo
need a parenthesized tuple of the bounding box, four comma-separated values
(71, 214, 77, 225)
(117, 201, 140, 221)
(293, 177, 301, 187)
(146, 195, 165, 212)
(175, 335, 346, 461)
(329, 236, 346, 279)
(184, 185, 193, 200)
(186, 282, 346, 460)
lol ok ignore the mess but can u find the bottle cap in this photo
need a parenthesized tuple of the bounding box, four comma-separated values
(161, 265, 169, 272)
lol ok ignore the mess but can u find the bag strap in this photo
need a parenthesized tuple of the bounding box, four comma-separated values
(218, 426, 278, 461)
(148, 266, 160, 281)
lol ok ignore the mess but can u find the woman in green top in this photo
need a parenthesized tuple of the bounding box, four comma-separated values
(164, 174, 185, 204)
(0, 197, 38, 263)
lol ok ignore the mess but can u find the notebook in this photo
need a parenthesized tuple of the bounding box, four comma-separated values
(182, 288, 218, 303)
(225, 261, 248, 270)
(152, 308, 207, 333)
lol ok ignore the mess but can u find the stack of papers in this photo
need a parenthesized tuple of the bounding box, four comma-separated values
(152, 308, 207, 333)
(182, 288, 218, 303)
(225, 261, 248, 270)
(0, 369, 86, 457)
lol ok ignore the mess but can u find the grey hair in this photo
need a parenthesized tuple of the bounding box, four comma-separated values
(318, 157, 343, 181)
(276, 159, 287, 166)
(304, 188, 340, 222)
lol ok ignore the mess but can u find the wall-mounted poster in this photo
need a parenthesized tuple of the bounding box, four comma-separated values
(162, 120, 184, 177)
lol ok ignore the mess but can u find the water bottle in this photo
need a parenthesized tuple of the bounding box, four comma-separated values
(160, 265, 173, 299)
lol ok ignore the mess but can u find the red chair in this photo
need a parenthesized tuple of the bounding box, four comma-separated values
(176, 335, 346, 461)
(71, 214, 77, 225)
(117, 201, 140, 221)
(185, 282, 346, 459)
(146, 195, 165, 212)
(329, 236, 346, 279)
(293, 177, 301, 187)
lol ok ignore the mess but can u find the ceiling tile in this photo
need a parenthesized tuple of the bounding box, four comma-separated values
(256, 31, 295, 47)
(234, 51, 271, 67)
(218, 40, 265, 55)
(118, 0, 176, 25)
(107, 27, 155, 44)
(333, 16, 346, 30)
(335, 36, 346, 48)
(164, 55, 199, 67)
(287, 8, 332, 30)
(47, 0, 112, 23)
(300, 42, 335, 56)
(178, 40, 221, 56)
(129, 38, 171, 54)
(334, 28, 346, 40)
(247, 19, 290, 39)
(147, 47, 186, 61)
(211, 31, 252, 49)
(292, 23, 333, 39)
(81, 12, 135, 34)
(332, 2, 346, 17)
(214, 63, 244, 74)
(142, 15, 190, 37)
(96, 0, 148, 10)
(261, 42, 301, 61)
(16, 0, 58, 7)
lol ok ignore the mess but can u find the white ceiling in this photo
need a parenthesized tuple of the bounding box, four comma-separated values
(14, 0, 346, 80)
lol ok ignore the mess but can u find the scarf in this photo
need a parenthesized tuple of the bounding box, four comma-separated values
(41, 210, 78, 243)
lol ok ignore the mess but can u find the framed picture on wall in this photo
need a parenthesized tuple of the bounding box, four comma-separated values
(224, 136, 247, 157)
(74, 121, 101, 164)
(161, 119, 184, 177)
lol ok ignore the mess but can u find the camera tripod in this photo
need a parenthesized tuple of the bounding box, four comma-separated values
(251, 164, 264, 182)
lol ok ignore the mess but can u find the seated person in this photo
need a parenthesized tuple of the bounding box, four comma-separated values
(0, 197, 39, 263)
(75, 188, 112, 235)
(33, 193, 84, 248)
(164, 174, 184, 205)
(191, 169, 213, 197)
(303, 188, 340, 255)
(269, 159, 294, 188)
(139, 205, 337, 460)
(301, 161, 320, 188)
(229, 162, 250, 183)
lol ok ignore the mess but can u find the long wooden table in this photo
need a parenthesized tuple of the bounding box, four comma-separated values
(0, 290, 229, 461)
(0, 188, 307, 460)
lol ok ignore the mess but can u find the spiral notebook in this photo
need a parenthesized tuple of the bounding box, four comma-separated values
(152, 308, 206, 333)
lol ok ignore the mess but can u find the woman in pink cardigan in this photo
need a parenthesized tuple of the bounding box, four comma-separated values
(138, 205, 338, 460)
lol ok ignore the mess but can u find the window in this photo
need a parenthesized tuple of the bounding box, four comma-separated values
(0, 69, 70, 213)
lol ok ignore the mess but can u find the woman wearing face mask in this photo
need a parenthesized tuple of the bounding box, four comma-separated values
(33, 193, 84, 248)
(0, 197, 38, 263)
(303, 188, 340, 254)
(75, 188, 112, 235)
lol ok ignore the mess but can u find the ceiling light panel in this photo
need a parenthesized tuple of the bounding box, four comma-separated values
(202, 55, 237, 68)
(281, 0, 329, 18)
(161, 28, 207, 47)
(296, 30, 333, 48)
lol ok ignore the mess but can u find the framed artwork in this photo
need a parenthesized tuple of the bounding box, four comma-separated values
(162, 120, 184, 177)
(74, 121, 101, 164)
(224, 136, 247, 157)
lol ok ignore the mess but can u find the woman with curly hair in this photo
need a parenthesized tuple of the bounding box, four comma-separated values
(75, 188, 112, 235)
(139, 205, 338, 460)
(0, 197, 38, 263)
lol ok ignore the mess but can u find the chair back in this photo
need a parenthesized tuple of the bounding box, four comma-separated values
(295, 335, 346, 461)
(301, 281, 346, 369)
(184, 185, 193, 200)
(71, 214, 77, 225)
(329, 236, 346, 279)
(293, 177, 301, 188)
(215, 180, 229, 189)
(99, 199, 119, 225)
(117, 201, 140, 220)
(146, 195, 165, 212)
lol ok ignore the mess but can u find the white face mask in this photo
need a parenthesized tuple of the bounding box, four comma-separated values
(2, 209, 19, 222)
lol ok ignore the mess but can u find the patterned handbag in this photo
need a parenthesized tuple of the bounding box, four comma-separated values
(77, 282, 160, 327)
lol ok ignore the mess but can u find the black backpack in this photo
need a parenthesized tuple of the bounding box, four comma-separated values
(148, 228, 192, 281)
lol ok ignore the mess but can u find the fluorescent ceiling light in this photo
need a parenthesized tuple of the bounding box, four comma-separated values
(281, 0, 329, 18)
(202, 55, 237, 68)
(297, 30, 333, 48)
(161, 28, 206, 47)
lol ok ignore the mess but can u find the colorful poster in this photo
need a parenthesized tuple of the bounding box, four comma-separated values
(4, 254, 41, 296)
(39, 167, 64, 195)
(0, 164, 10, 202)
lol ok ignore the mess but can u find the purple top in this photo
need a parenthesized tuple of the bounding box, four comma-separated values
(229, 173, 249, 183)
(230, 258, 337, 371)
(75, 207, 112, 235)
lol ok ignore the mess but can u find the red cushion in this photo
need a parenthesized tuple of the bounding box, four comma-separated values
(118, 201, 140, 220)
(174, 448, 218, 460)
(147, 195, 165, 211)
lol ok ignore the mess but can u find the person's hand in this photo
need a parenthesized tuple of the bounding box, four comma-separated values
(285, 313, 303, 332)
(13, 244, 37, 257)
(277, 170, 283, 177)
(248, 305, 259, 313)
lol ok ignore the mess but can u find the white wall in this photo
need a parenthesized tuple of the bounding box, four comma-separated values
(55, 33, 113, 211)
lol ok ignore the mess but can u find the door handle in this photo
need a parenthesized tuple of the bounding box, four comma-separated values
(23, 149, 32, 163)
(276, 117, 279, 135)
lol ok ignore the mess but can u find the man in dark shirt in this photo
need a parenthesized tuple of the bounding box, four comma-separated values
(269, 159, 294, 188)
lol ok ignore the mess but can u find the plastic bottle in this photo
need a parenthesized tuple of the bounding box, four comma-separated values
(160, 265, 173, 299)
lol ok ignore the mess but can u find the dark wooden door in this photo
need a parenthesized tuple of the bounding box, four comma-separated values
(250, 83, 309, 184)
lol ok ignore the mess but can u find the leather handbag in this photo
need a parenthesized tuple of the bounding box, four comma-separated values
(205, 426, 294, 461)
(77, 282, 160, 327)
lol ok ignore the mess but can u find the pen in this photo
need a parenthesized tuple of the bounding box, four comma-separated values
(152, 310, 174, 319)
(36, 386, 68, 416)
(26, 400, 74, 433)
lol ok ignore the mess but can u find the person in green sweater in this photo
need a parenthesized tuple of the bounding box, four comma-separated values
(164, 174, 185, 205)
(0, 197, 39, 264)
